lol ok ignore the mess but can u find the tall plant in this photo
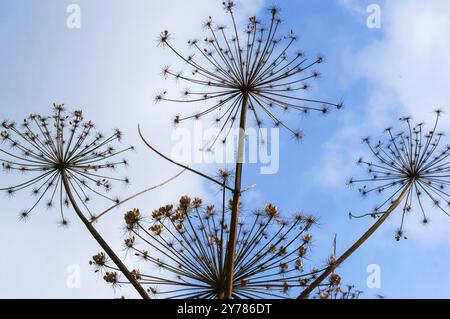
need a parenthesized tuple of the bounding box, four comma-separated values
(299, 111, 449, 298)
(0, 105, 149, 298)
(156, 1, 342, 298)
(92, 170, 359, 299)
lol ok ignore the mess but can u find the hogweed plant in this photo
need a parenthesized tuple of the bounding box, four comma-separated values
(312, 236, 362, 300)
(92, 191, 352, 299)
(0, 104, 149, 298)
(156, 0, 342, 298)
(299, 111, 449, 298)
(315, 284, 363, 300)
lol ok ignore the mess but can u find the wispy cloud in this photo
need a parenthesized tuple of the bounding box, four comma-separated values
(352, 0, 450, 122)
(337, 0, 367, 15)
(317, 0, 450, 186)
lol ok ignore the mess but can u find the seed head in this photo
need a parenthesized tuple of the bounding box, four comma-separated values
(349, 112, 449, 240)
(0, 106, 132, 223)
(156, 3, 342, 150)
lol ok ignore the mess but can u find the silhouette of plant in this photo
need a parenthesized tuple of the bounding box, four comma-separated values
(155, 0, 342, 298)
(94, 199, 321, 298)
(91, 176, 360, 299)
(315, 283, 363, 300)
(91, 186, 361, 299)
(0, 104, 149, 298)
(299, 111, 449, 298)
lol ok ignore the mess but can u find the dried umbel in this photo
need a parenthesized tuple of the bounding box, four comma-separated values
(103, 272, 119, 285)
(156, 1, 342, 148)
(299, 110, 449, 299)
(315, 282, 363, 300)
(90, 252, 108, 267)
(348, 111, 449, 240)
(0, 104, 132, 223)
(95, 196, 331, 299)
(154, 1, 343, 299)
(1, 104, 149, 299)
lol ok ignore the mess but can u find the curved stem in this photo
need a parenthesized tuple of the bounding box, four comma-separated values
(93, 169, 186, 222)
(138, 125, 234, 192)
(61, 170, 150, 299)
(224, 93, 249, 299)
(298, 180, 414, 299)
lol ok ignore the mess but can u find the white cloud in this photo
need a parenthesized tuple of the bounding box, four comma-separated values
(318, 0, 450, 187)
(337, 0, 366, 15)
(314, 120, 362, 187)
(353, 0, 450, 122)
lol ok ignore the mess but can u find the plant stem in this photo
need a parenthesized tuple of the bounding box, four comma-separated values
(224, 93, 249, 299)
(94, 169, 186, 221)
(61, 170, 150, 299)
(298, 180, 414, 299)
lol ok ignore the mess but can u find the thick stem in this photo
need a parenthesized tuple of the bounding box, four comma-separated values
(298, 180, 414, 299)
(224, 93, 249, 299)
(61, 170, 149, 299)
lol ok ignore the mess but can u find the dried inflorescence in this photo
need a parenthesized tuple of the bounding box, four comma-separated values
(0, 104, 133, 223)
(92, 193, 337, 299)
(311, 253, 362, 299)
(90, 252, 108, 267)
(156, 1, 342, 148)
(315, 281, 363, 300)
(348, 111, 449, 240)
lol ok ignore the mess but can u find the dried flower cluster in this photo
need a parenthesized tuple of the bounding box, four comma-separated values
(315, 282, 363, 300)
(3, 0, 446, 301)
(0, 104, 133, 223)
(91, 193, 351, 299)
(348, 111, 449, 240)
(299, 111, 449, 298)
(156, 1, 342, 148)
(155, 1, 345, 299)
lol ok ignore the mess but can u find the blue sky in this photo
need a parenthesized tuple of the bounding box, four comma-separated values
(0, 0, 449, 298)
